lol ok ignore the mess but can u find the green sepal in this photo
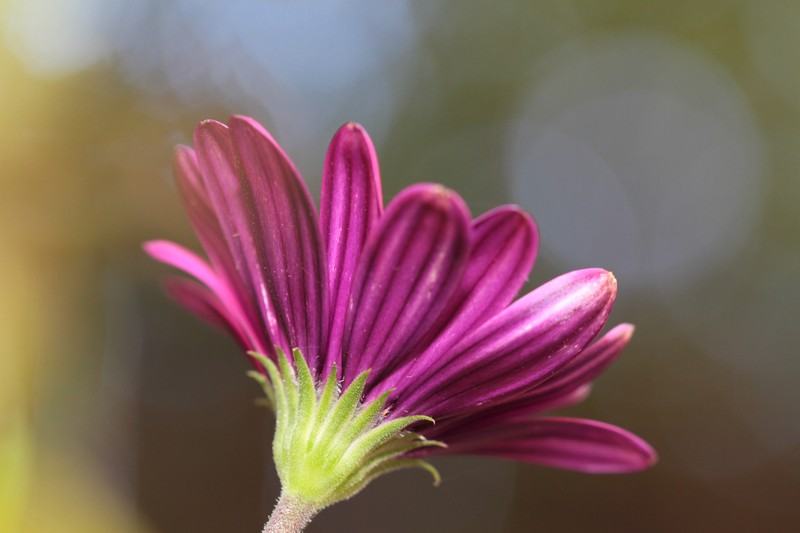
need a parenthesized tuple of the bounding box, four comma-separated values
(246, 369, 274, 409)
(326, 388, 392, 460)
(315, 364, 338, 420)
(333, 458, 443, 504)
(247, 349, 443, 510)
(339, 414, 433, 466)
(312, 370, 369, 459)
(290, 348, 318, 453)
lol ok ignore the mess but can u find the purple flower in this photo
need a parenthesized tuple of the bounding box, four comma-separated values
(145, 116, 655, 483)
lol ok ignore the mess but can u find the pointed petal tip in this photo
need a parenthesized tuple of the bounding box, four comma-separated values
(612, 322, 636, 341)
(595, 422, 658, 474)
(592, 268, 616, 287)
(141, 239, 158, 252)
(495, 205, 540, 250)
(425, 184, 456, 206)
(571, 268, 618, 299)
(228, 114, 261, 130)
(493, 204, 537, 225)
(621, 435, 658, 473)
(228, 114, 259, 124)
(406, 183, 471, 219)
(516, 206, 538, 233)
(194, 118, 232, 151)
(382, 184, 472, 230)
(326, 121, 378, 162)
(571, 383, 593, 404)
(330, 121, 375, 151)
(227, 116, 302, 176)
(228, 115, 278, 144)
(552, 268, 618, 309)
(479, 205, 539, 243)
(607, 270, 618, 291)
(173, 144, 194, 157)
(198, 118, 227, 126)
(644, 447, 659, 469)
(142, 239, 173, 258)
(195, 118, 228, 134)
(340, 121, 367, 134)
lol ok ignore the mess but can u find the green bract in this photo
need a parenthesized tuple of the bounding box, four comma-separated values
(248, 349, 444, 510)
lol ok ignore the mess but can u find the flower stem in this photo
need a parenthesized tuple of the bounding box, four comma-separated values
(263, 493, 317, 533)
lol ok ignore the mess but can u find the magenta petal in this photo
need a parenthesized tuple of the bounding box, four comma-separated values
(446, 417, 657, 474)
(422, 385, 593, 443)
(446, 206, 538, 326)
(173, 146, 254, 314)
(320, 123, 383, 374)
(144, 240, 226, 295)
(227, 116, 328, 372)
(173, 145, 230, 272)
(142, 240, 243, 321)
(376, 205, 538, 394)
(507, 383, 593, 415)
(532, 323, 635, 400)
(193, 120, 290, 355)
(399, 269, 617, 419)
(343, 184, 471, 386)
(445, 324, 635, 427)
(143, 240, 267, 353)
(163, 277, 250, 349)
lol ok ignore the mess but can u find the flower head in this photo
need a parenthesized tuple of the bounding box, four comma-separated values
(145, 117, 655, 524)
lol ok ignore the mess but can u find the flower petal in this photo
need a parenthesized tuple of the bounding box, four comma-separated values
(342, 184, 471, 387)
(162, 277, 250, 349)
(397, 269, 617, 419)
(173, 146, 257, 317)
(443, 417, 657, 474)
(375, 205, 538, 395)
(193, 119, 290, 354)
(172, 145, 229, 271)
(444, 205, 538, 329)
(320, 123, 383, 374)
(421, 385, 592, 442)
(434, 323, 636, 430)
(143, 240, 267, 353)
(144, 239, 226, 296)
(228, 116, 328, 371)
(531, 323, 634, 400)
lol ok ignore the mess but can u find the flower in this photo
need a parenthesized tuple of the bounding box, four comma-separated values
(145, 116, 656, 529)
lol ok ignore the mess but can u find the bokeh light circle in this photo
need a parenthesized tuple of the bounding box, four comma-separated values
(507, 34, 764, 292)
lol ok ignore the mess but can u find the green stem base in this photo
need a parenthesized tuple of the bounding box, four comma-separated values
(263, 493, 318, 533)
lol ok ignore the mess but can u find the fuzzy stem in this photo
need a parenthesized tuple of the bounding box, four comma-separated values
(263, 492, 318, 533)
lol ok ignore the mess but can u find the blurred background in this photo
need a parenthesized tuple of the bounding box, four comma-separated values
(1, 1, 798, 531)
